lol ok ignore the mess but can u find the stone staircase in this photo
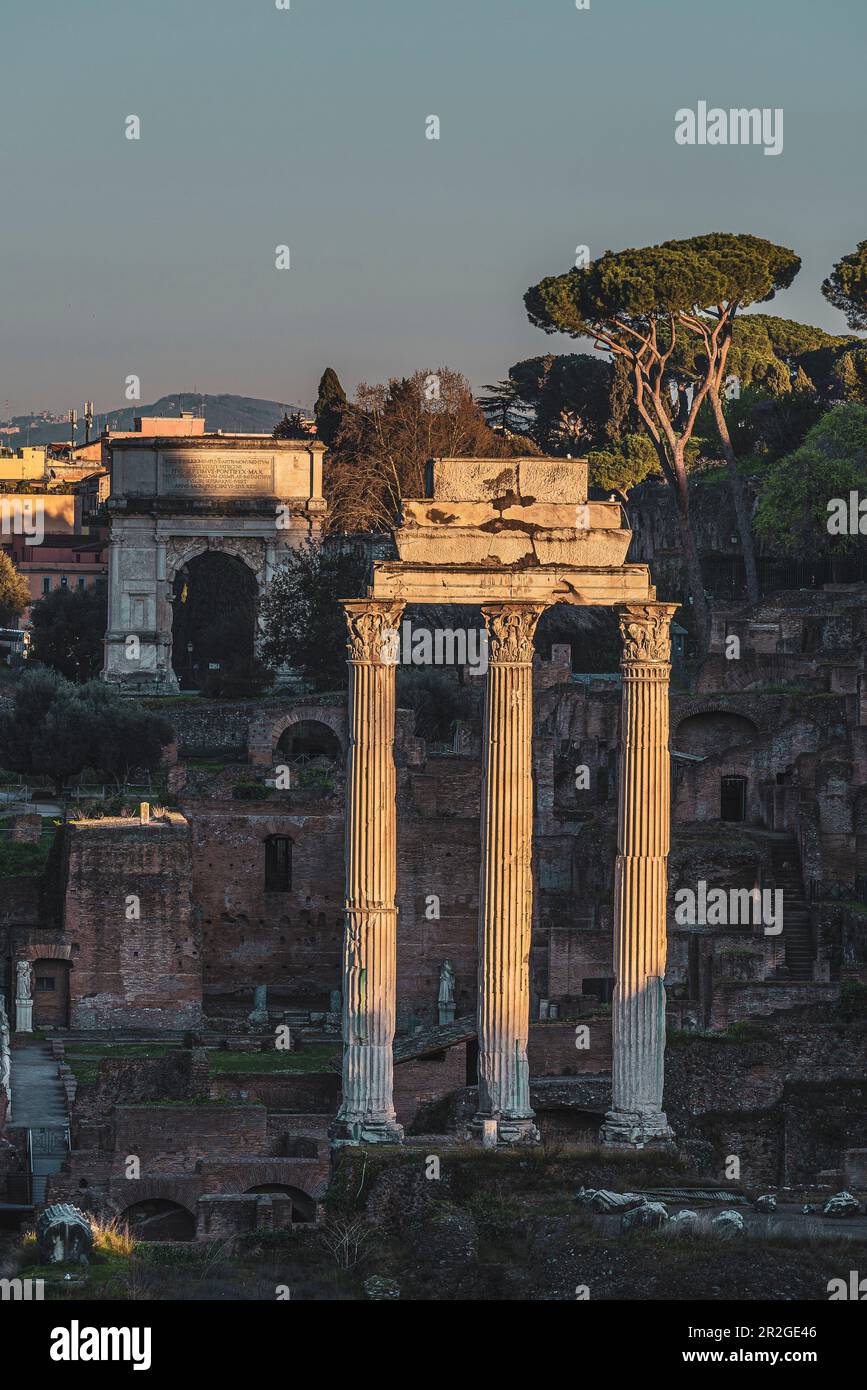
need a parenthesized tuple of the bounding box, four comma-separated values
(771, 839, 814, 982)
(6, 1041, 70, 1207)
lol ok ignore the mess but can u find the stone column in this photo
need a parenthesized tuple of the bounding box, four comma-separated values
(474, 602, 546, 1144)
(601, 602, 679, 1150)
(331, 599, 405, 1144)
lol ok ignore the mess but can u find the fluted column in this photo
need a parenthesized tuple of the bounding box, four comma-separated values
(601, 602, 679, 1150)
(331, 598, 405, 1144)
(474, 602, 546, 1144)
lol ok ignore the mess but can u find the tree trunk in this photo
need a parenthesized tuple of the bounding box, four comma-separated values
(653, 441, 712, 661)
(709, 388, 760, 606)
(675, 498, 712, 659)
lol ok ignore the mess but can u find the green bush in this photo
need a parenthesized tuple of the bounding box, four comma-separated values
(232, 781, 272, 800)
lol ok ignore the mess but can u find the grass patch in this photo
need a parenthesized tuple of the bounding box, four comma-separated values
(63, 1043, 173, 1084)
(209, 1043, 339, 1074)
(0, 827, 54, 878)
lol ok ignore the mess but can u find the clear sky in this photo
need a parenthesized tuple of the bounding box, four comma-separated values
(2, 0, 865, 418)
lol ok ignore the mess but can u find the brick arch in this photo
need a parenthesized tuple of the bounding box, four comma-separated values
(248, 704, 348, 769)
(244, 1184, 316, 1221)
(117, 1194, 197, 1241)
(110, 1177, 199, 1213)
(208, 1162, 327, 1202)
(251, 817, 300, 841)
(672, 700, 761, 735)
(23, 944, 74, 963)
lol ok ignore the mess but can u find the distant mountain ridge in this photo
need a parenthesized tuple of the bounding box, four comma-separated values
(2, 393, 305, 447)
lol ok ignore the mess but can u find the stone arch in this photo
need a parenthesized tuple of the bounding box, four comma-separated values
(276, 718, 343, 763)
(23, 943, 74, 963)
(673, 708, 760, 758)
(208, 1163, 327, 1204)
(673, 700, 762, 735)
(248, 704, 348, 769)
(118, 1197, 196, 1241)
(243, 1184, 315, 1222)
(109, 1175, 200, 1208)
(165, 536, 268, 588)
(170, 546, 261, 690)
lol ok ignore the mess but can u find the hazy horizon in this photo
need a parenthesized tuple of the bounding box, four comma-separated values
(2, 0, 865, 418)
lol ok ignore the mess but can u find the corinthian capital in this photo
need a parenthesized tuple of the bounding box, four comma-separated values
(481, 603, 546, 664)
(342, 599, 405, 663)
(617, 603, 680, 665)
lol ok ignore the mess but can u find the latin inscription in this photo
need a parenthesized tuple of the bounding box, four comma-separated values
(159, 451, 274, 496)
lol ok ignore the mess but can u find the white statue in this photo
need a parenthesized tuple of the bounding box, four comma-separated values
(0, 997, 11, 1110)
(15, 960, 32, 1002)
(15, 961, 33, 1034)
(438, 959, 456, 1025)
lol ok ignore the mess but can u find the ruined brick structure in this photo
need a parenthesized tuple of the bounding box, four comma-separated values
(2, 584, 865, 1051)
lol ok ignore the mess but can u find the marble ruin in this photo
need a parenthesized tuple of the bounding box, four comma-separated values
(331, 455, 678, 1146)
(102, 433, 326, 694)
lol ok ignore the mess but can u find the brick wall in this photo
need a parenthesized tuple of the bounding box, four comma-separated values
(207, 1071, 339, 1113)
(113, 1104, 267, 1170)
(192, 809, 344, 1005)
(62, 814, 201, 1030)
(528, 1017, 612, 1076)
(394, 1046, 467, 1128)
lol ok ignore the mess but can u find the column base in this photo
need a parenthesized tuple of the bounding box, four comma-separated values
(599, 1108, 675, 1152)
(329, 1115, 405, 1147)
(470, 1114, 540, 1147)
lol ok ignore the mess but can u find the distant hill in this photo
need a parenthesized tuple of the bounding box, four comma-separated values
(2, 393, 305, 447)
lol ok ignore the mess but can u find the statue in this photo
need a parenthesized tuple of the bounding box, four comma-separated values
(15, 960, 32, 1001)
(15, 960, 33, 1034)
(0, 997, 10, 1114)
(438, 959, 455, 1026)
(247, 984, 269, 1030)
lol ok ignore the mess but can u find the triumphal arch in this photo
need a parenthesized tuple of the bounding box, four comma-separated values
(102, 434, 326, 693)
(332, 455, 678, 1149)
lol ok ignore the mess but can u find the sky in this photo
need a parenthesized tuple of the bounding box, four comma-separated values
(1, 0, 866, 419)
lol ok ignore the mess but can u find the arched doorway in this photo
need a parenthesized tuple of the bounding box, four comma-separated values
(32, 959, 70, 1029)
(674, 710, 758, 757)
(120, 1199, 195, 1241)
(171, 550, 258, 690)
(276, 720, 342, 762)
(244, 1184, 315, 1222)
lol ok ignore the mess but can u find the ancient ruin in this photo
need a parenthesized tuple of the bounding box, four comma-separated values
(331, 456, 677, 1146)
(2, 449, 866, 1306)
(102, 434, 325, 693)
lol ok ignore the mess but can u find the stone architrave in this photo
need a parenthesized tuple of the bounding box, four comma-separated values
(600, 602, 679, 1150)
(331, 599, 406, 1144)
(474, 602, 546, 1144)
(15, 958, 33, 1034)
